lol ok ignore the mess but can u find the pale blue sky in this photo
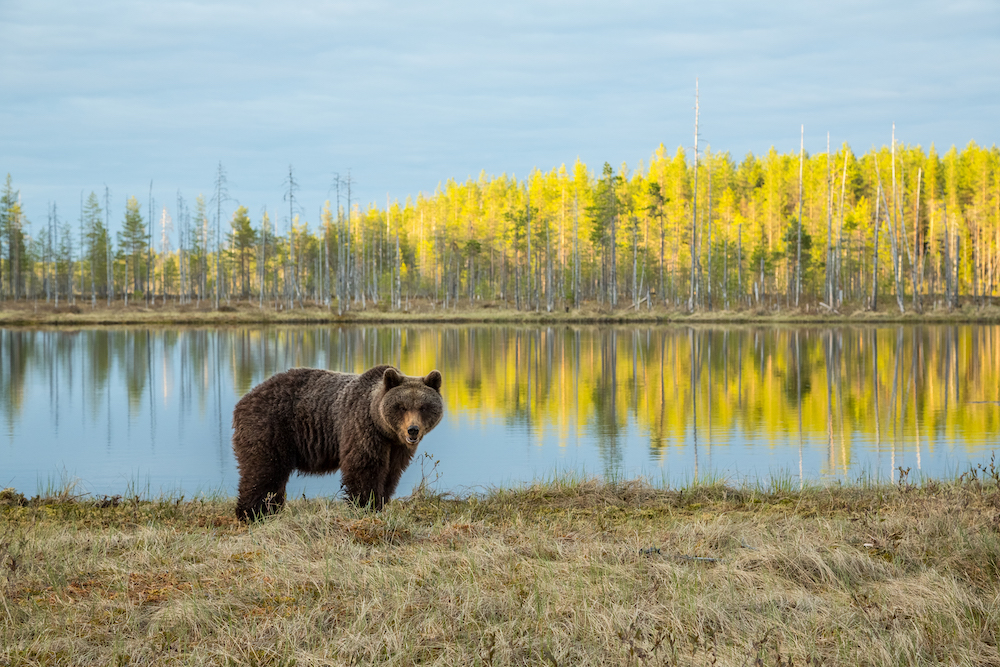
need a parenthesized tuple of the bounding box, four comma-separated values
(1, 0, 998, 235)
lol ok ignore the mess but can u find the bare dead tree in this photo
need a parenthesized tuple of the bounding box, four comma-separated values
(836, 148, 849, 306)
(283, 164, 301, 308)
(104, 186, 113, 305)
(574, 193, 580, 308)
(874, 156, 905, 313)
(688, 79, 700, 312)
(795, 125, 804, 307)
(706, 163, 713, 309)
(212, 163, 230, 309)
(825, 133, 834, 307)
(147, 181, 153, 305)
(871, 181, 881, 311)
(911, 168, 923, 311)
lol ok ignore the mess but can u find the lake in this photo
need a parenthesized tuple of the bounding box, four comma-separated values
(2, 324, 998, 499)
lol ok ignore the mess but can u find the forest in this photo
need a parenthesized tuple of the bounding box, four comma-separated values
(1, 138, 998, 314)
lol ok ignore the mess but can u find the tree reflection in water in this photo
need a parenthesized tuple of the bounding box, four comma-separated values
(2, 324, 998, 496)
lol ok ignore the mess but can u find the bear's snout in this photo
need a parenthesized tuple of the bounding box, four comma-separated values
(406, 425, 420, 444)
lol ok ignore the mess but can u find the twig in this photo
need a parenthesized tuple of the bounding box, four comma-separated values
(639, 547, 724, 563)
(672, 554, 724, 563)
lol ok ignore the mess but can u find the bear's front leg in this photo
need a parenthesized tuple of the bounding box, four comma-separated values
(236, 460, 294, 522)
(340, 454, 389, 511)
(383, 445, 416, 501)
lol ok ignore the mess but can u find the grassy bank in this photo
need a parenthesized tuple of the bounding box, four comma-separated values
(3, 298, 1000, 326)
(3, 469, 1000, 666)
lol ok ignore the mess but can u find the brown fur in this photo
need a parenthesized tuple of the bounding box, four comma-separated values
(232, 365, 443, 521)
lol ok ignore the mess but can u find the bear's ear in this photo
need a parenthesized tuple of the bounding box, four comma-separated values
(383, 367, 404, 390)
(423, 370, 442, 392)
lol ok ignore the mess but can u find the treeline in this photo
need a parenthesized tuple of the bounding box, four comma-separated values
(2, 140, 999, 312)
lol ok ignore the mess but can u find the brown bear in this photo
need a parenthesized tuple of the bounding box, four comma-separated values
(232, 365, 443, 522)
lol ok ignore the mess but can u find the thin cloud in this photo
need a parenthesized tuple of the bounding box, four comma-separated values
(0, 0, 997, 228)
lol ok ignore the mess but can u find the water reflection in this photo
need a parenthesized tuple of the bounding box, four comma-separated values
(2, 325, 998, 496)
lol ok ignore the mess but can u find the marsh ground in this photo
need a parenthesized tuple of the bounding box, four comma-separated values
(2, 467, 1000, 666)
(3, 297, 1000, 327)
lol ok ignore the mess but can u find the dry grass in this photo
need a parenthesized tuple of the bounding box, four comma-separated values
(3, 298, 1000, 326)
(3, 466, 1000, 666)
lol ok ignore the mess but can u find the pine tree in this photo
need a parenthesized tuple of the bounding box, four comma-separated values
(192, 195, 208, 303)
(213, 163, 230, 308)
(229, 205, 256, 298)
(118, 196, 147, 302)
(1, 174, 25, 299)
(588, 163, 620, 307)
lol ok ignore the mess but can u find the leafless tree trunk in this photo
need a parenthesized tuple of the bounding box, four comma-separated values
(825, 133, 834, 306)
(105, 186, 113, 305)
(688, 79, 700, 311)
(737, 207, 743, 307)
(874, 158, 905, 313)
(706, 164, 713, 309)
(574, 194, 580, 308)
(213, 163, 229, 310)
(871, 184, 881, 311)
(837, 149, 848, 306)
(526, 190, 534, 310)
(723, 206, 729, 309)
(632, 213, 638, 308)
(891, 126, 916, 312)
(147, 181, 153, 306)
(347, 172, 355, 307)
(943, 203, 952, 307)
(908, 169, 923, 312)
(395, 209, 401, 310)
(259, 207, 267, 309)
(546, 204, 553, 312)
(284, 164, 300, 309)
(795, 125, 803, 307)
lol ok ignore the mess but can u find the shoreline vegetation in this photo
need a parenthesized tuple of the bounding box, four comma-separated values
(3, 297, 1000, 326)
(2, 468, 1000, 665)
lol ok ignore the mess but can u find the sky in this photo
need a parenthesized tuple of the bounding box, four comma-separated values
(1, 0, 998, 237)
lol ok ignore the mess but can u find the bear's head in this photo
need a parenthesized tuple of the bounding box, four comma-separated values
(375, 367, 444, 449)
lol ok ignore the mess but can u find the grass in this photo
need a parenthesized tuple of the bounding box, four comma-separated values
(3, 297, 1000, 327)
(3, 465, 1000, 666)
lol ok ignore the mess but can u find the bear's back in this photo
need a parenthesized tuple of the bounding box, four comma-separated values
(233, 368, 350, 431)
(233, 368, 365, 471)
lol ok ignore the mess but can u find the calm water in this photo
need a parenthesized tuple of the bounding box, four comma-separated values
(3, 324, 999, 498)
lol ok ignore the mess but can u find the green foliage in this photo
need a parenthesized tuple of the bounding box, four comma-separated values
(782, 217, 813, 264)
(162, 255, 179, 295)
(587, 162, 620, 248)
(229, 205, 257, 297)
(1, 174, 27, 297)
(117, 196, 147, 297)
(84, 192, 110, 297)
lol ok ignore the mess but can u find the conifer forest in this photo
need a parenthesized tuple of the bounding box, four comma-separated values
(2, 139, 999, 314)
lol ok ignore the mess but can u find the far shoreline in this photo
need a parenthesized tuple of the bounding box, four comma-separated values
(2, 297, 1000, 326)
